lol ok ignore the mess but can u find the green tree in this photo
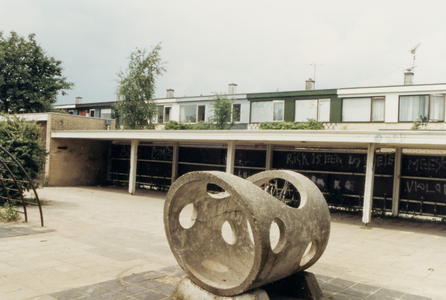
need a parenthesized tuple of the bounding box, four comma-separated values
(0, 31, 73, 113)
(209, 93, 236, 130)
(0, 114, 47, 204)
(114, 44, 165, 129)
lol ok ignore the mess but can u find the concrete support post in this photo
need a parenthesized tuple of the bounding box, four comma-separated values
(392, 147, 402, 216)
(172, 142, 179, 184)
(226, 141, 235, 174)
(362, 143, 376, 225)
(128, 139, 138, 195)
(266, 144, 273, 170)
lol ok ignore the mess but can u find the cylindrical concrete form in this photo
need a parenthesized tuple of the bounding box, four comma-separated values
(164, 170, 330, 296)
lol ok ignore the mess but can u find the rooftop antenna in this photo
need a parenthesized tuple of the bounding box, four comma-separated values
(305, 62, 322, 86)
(409, 43, 421, 72)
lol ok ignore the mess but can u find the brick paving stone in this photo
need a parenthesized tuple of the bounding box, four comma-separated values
(122, 271, 163, 284)
(131, 290, 167, 300)
(315, 274, 333, 284)
(365, 288, 406, 300)
(151, 284, 176, 296)
(0, 224, 53, 238)
(322, 278, 356, 292)
(342, 283, 380, 298)
(157, 266, 185, 277)
(329, 293, 362, 300)
(87, 288, 127, 300)
(74, 284, 105, 295)
(50, 289, 85, 300)
(101, 281, 146, 296)
(401, 294, 433, 300)
(130, 279, 166, 290)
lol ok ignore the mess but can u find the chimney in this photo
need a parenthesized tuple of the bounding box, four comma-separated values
(75, 97, 82, 104)
(228, 83, 237, 94)
(305, 78, 315, 90)
(166, 89, 174, 98)
(404, 70, 414, 85)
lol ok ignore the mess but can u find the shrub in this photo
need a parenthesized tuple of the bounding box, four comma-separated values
(164, 121, 194, 130)
(193, 121, 213, 130)
(411, 117, 426, 130)
(164, 120, 215, 130)
(0, 203, 20, 222)
(0, 114, 47, 204)
(259, 119, 324, 130)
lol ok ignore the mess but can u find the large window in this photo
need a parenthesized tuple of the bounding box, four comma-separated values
(273, 101, 284, 121)
(232, 103, 241, 122)
(198, 105, 205, 122)
(399, 95, 428, 122)
(157, 106, 164, 123)
(371, 97, 385, 121)
(430, 95, 445, 121)
(342, 97, 385, 122)
(101, 108, 112, 119)
(180, 105, 197, 123)
(179, 105, 206, 123)
(295, 99, 330, 122)
(251, 100, 284, 123)
(164, 107, 171, 122)
(398, 95, 445, 122)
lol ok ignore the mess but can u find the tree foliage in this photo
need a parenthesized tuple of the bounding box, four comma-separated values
(164, 120, 213, 130)
(0, 31, 73, 113)
(0, 114, 47, 204)
(260, 119, 324, 130)
(208, 93, 237, 129)
(114, 44, 165, 129)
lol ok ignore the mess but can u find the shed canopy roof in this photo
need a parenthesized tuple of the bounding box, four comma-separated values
(51, 130, 446, 150)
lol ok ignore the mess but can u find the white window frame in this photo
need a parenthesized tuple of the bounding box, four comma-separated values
(100, 108, 112, 119)
(429, 94, 445, 122)
(250, 101, 273, 123)
(180, 104, 207, 123)
(398, 95, 430, 122)
(164, 106, 172, 123)
(232, 103, 241, 123)
(371, 97, 385, 122)
(295, 99, 331, 122)
(156, 106, 164, 124)
(273, 100, 284, 122)
(197, 105, 206, 122)
(342, 97, 385, 122)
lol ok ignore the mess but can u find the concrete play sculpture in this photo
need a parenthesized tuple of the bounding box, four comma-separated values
(164, 170, 330, 298)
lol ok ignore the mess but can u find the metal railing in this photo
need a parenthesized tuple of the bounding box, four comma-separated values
(0, 145, 44, 226)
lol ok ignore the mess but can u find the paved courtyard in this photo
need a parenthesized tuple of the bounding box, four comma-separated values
(0, 186, 445, 300)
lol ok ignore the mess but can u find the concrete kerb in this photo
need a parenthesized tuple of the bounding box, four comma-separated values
(0, 186, 444, 300)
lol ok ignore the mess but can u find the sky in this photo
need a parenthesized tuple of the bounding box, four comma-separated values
(2, 0, 446, 105)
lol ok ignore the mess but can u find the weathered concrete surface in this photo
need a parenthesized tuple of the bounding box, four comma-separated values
(164, 170, 330, 297)
(172, 277, 270, 300)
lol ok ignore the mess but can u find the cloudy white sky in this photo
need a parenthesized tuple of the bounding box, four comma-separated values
(2, 0, 446, 104)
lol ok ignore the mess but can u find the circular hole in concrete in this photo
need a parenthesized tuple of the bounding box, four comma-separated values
(221, 220, 236, 245)
(299, 240, 317, 267)
(262, 179, 301, 208)
(179, 203, 197, 229)
(246, 220, 254, 244)
(270, 218, 286, 253)
(207, 183, 230, 199)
